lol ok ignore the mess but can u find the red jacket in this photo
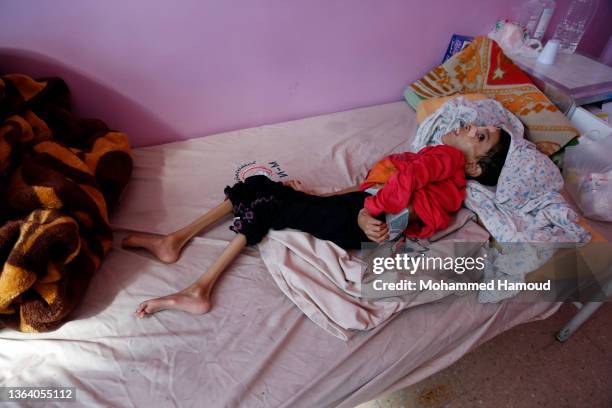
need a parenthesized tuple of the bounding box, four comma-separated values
(359, 145, 466, 238)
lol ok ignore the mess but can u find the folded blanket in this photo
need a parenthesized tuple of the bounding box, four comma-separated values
(258, 209, 489, 340)
(0, 74, 132, 332)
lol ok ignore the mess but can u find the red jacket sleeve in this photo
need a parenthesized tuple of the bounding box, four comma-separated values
(364, 145, 465, 216)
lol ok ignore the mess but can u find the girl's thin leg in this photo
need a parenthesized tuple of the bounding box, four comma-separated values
(134, 234, 247, 318)
(121, 200, 233, 263)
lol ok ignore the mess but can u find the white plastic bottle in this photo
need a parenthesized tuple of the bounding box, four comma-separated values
(517, 0, 556, 40)
(551, 0, 597, 54)
(533, 0, 556, 40)
(518, 0, 546, 38)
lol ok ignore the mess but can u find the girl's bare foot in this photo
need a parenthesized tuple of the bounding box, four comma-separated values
(121, 233, 182, 264)
(134, 286, 211, 318)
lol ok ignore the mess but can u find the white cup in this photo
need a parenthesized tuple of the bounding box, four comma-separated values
(537, 40, 560, 65)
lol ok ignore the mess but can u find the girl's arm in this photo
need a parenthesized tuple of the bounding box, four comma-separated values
(319, 184, 362, 197)
(283, 180, 363, 197)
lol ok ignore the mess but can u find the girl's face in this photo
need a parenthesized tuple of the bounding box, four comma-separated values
(442, 123, 501, 177)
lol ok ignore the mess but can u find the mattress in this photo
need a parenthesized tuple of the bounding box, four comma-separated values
(0, 102, 560, 407)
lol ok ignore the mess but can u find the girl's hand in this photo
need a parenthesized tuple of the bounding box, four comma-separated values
(283, 180, 305, 192)
(358, 208, 389, 243)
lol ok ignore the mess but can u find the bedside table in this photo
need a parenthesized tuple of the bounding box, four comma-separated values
(509, 53, 612, 344)
(511, 52, 612, 115)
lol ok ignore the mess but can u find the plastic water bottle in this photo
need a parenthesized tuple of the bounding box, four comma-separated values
(551, 0, 597, 54)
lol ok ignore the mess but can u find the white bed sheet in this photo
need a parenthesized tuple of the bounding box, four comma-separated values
(0, 102, 560, 407)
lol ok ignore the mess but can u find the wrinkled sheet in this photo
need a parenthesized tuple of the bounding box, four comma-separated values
(0, 102, 560, 408)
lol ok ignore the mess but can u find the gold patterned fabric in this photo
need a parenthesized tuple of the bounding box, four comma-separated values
(0, 74, 132, 332)
(404, 36, 578, 155)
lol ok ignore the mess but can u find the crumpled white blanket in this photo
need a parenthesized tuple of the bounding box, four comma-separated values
(258, 209, 489, 340)
(410, 97, 591, 303)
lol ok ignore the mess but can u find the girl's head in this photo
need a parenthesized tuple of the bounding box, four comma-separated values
(441, 123, 511, 186)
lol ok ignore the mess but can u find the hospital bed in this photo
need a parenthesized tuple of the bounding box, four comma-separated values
(1, 101, 606, 407)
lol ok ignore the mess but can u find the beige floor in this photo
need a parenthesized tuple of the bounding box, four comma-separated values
(356, 302, 612, 408)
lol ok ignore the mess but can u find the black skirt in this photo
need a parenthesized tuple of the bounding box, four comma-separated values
(224, 175, 373, 248)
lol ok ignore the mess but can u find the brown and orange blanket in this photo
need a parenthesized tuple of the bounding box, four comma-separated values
(0, 74, 132, 332)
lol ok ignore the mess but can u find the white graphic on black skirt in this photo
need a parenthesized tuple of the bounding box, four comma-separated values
(234, 160, 289, 182)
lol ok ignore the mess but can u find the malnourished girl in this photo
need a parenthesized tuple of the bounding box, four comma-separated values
(123, 123, 510, 317)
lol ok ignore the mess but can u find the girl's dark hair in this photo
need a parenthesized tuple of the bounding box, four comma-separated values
(470, 127, 511, 186)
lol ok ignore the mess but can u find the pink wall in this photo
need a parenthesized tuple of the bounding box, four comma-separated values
(0, 0, 610, 147)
